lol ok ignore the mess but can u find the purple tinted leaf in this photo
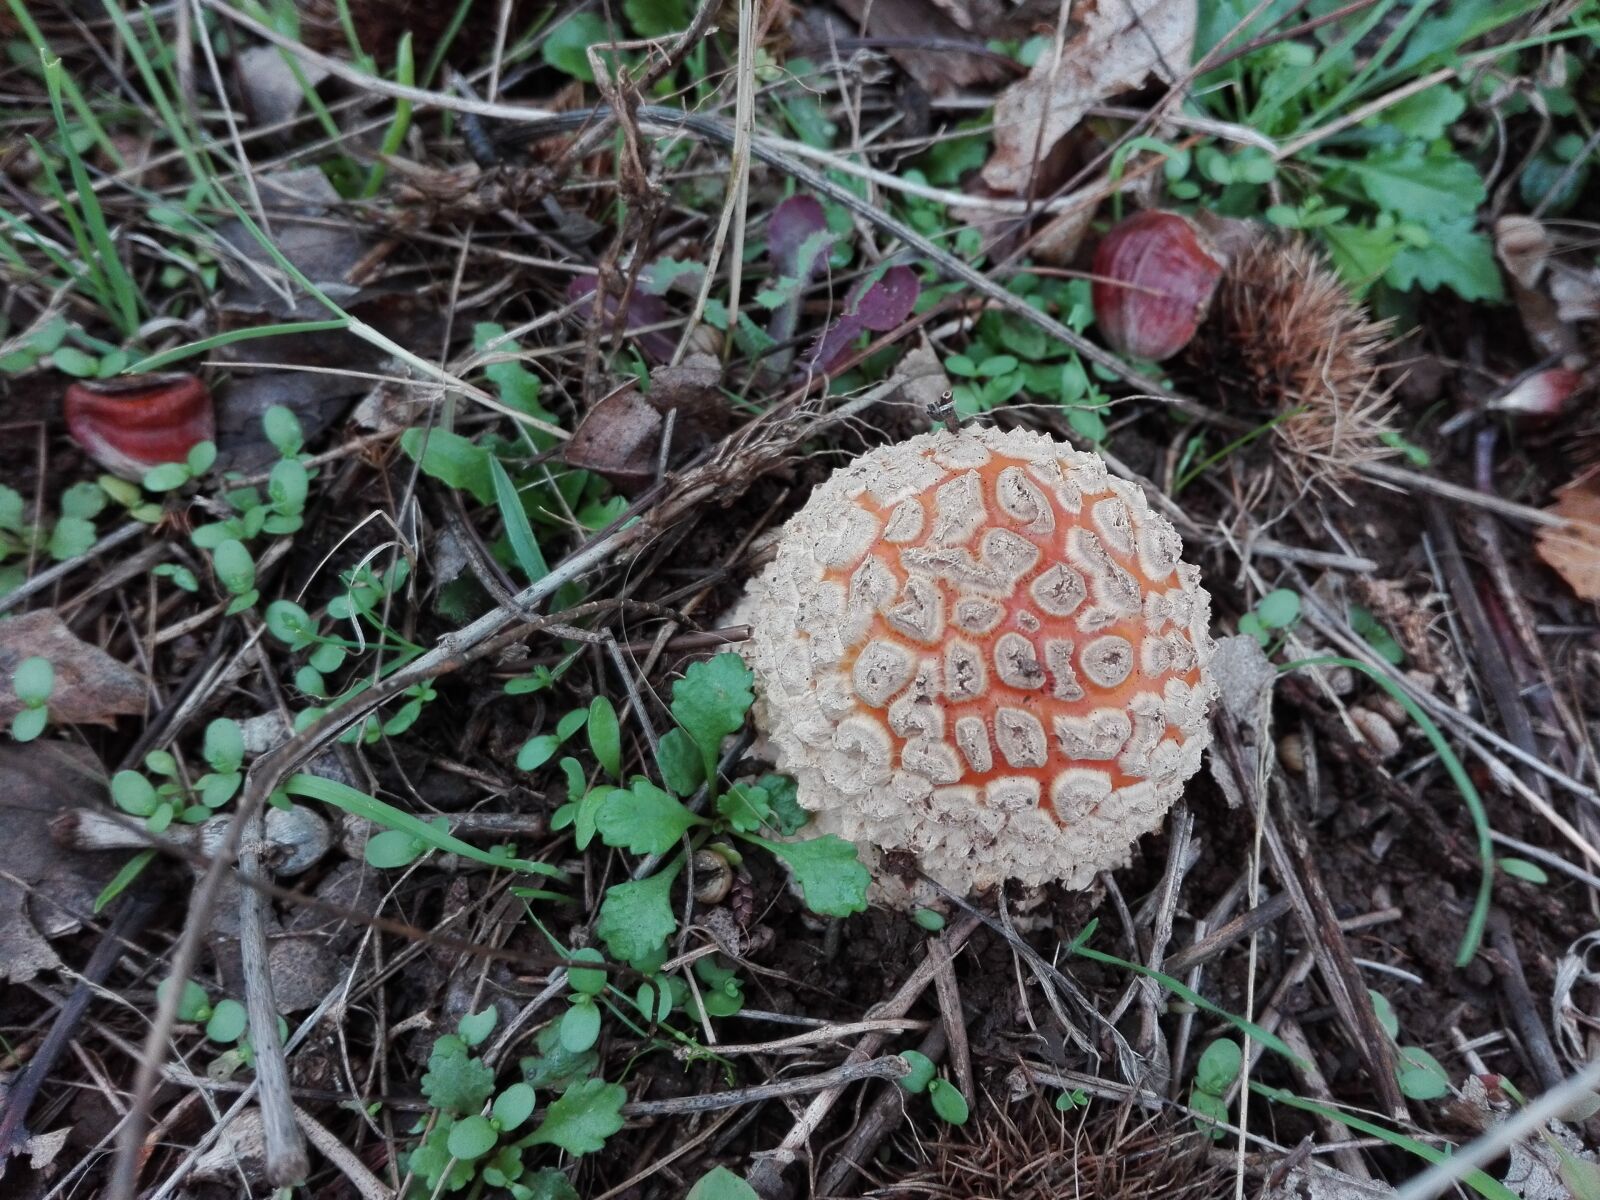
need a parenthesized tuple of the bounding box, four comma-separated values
(567, 276, 676, 363)
(765, 196, 836, 363)
(805, 265, 921, 375)
(767, 196, 830, 279)
(852, 265, 919, 331)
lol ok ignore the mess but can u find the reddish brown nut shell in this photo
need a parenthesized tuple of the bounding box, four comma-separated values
(1091, 210, 1224, 363)
(64, 373, 215, 479)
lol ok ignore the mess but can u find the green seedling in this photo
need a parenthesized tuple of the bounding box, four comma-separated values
(895, 1050, 970, 1125)
(9, 657, 54, 742)
(142, 441, 217, 494)
(1055, 1087, 1090, 1112)
(1368, 989, 1452, 1101)
(1238, 588, 1301, 649)
(0, 480, 116, 594)
(1189, 1037, 1242, 1139)
(191, 407, 311, 548)
(156, 975, 287, 1081)
(110, 717, 248, 833)
(407, 1006, 625, 1197)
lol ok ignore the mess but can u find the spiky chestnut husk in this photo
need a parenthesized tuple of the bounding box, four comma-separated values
(1190, 237, 1397, 488)
(900, 1093, 1228, 1200)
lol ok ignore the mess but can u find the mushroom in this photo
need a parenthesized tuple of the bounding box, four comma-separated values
(740, 425, 1216, 898)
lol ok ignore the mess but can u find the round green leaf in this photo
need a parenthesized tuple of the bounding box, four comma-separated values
(493, 1082, 536, 1132)
(1195, 1038, 1242, 1095)
(50, 346, 98, 377)
(211, 539, 255, 593)
(688, 1166, 760, 1200)
(1396, 1045, 1450, 1100)
(457, 1007, 498, 1047)
(928, 1079, 969, 1125)
(10, 706, 47, 742)
(1255, 588, 1301, 630)
(205, 998, 248, 1043)
(1190, 1087, 1230, 1138)
(517, 734, 560, 772)
(264, 599, 316, 648)
(142, 462, 191, 493)
(559, 998, 601, 1053)
(204, 718, 244, 773)
(144, 749, 179, 777)
(365, 828, 424, 869)
(543, 13, 607, 81)
(263, 405, 303, 455)
(158, 976, 213, 1022)
(912, 907, 945, 932)
(556, 707, 589, 741)
(111, 769, 158, 816)
(567, 947, 607, 997)
(897, 1050, 935, 1094)
(48, 516, 97, 561)
(13, 656, 54, 705)
(447, 1114, 498, 1161)
(186, 441, 217, 475)
(1368, 989, 1399, 1039)
(268, 458, 308, 511)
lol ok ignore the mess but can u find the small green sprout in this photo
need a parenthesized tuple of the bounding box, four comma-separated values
(10, 656, 54, 742)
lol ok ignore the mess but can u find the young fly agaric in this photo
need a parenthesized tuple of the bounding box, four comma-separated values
(64, 373, 215, 479)
(742, 425, 1216, 897)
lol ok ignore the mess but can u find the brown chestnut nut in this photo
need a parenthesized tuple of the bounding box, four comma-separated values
(1091, 211, 1224, 363)
(64, 372, 215, 479)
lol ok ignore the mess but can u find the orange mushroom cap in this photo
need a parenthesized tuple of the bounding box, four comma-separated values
(743, 426, 1216, 896)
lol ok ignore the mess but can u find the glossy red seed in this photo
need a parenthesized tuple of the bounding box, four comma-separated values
(64, 373, 216, 479)
(1091, 211, 1224, 363)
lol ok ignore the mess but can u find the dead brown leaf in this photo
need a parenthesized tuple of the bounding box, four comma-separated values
(564, 387, 665, 496)
(0, 610, 145, 727)
(1495, 216, 1590, 360)
(981, 0, 1195, 195)
(804, 1, 1050, 96)
(0, 742, 120, 983)
(1536, 479, 1600, 601)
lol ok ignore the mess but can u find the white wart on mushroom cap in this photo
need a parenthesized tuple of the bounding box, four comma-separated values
(743, 425, 1216, 897)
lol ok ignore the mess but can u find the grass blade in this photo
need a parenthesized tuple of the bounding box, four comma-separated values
(1283, 655, 1492, 966)
(490, 458, 550, 584)
(40, 55, 141, 337)
(285, 772, 566, 879)
(1252, 1083, 1517, 1200)
(1067, 929, 1307, 1069)
(127, 320, 350, 373)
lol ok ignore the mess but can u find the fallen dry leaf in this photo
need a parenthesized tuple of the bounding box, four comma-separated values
(0, 610, 145, 727)
(981, 0, 1195, 195)
(804, 1, 1052, 95)
(564, 387, 666, 495)
(0, 741, 119, 984)
(1536, 480, 1600, 601)
(214, 167, 445, 472)
(1495, 216, 1590, 360)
